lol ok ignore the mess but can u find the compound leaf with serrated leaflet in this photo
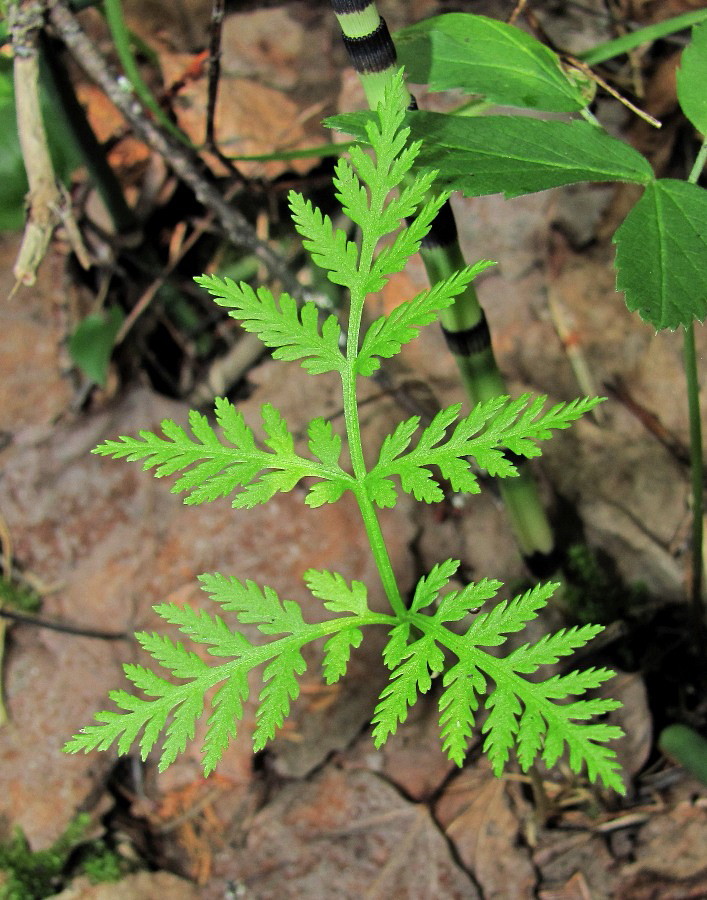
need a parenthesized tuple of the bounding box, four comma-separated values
(614, 179, 707, 329)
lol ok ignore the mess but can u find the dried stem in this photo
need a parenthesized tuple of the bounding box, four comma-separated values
(9, 0, 88, 287)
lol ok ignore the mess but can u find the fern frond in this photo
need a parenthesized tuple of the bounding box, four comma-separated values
(202, 677, 248, 775)
(304, 569, 369, 616)
(506, 624, 605, 674)
(410, 559, 460, 613)
(464, 581, 557, 646)
(438, 659, 486, 767)
(197, 574, 307, 635)
(365, 394, 603, 506)
(361, 573, 626, 792)
(322, 628, 363, 683)
(356, 264, 492, 376)
(332, 155, 369, 230)
(69, 69, 624, 795)
(94, 398, 348, 509)
(371, 635, 445, 746)
(381, 621, 412, 669)
(65, 572, 390, 773)
(195, 276, 345, 375)
(288, 192, 361, 292)
(134, 632, 210, 678)
(433, 578, 503, 624)
(150, 604, 250, 656)
(482, 686, 523, 774)
(448, 581, 624, 792)
(64, 660, 245, 773)
(307, 418, 342, 468)
(376, 169, 440, 233)
(253, 650, 308, 750)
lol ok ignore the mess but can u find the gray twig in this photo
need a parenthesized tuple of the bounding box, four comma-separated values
(46, 0, 303, 298)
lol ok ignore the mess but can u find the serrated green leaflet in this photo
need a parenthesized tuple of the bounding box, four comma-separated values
(92, 398, 352, 509)
(365, 394, 603, 506)
(613, 179, 707, 329)
(677, 21, 707, 135)
(355, 263, 494, 376)
(322, 628, 363, 683)
(397, 13, 588, 112)
(65, 71, 624, 794)
(372, 635, 445, 745)
(304, 569, 369, 616)
(330, 111, 653, 198)
(196, 276, 345, 375)
(409, 114, 654, 197)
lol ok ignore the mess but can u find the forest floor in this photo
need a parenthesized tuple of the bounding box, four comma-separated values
(2, 0, 707, 897)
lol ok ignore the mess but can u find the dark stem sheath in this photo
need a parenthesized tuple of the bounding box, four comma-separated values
(330, 0, 557, 568)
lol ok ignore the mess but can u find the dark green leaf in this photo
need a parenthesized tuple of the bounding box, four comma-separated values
(68, 307, 124, 386)
(613, 179, 707, 329)
(330, 111, 653, 198)
(397, 13, 589, 112)
(407, 113, 654, 197)
(677, 21, 707, 135)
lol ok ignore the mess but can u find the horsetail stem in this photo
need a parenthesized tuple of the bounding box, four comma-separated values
(330, 0, 557, 571)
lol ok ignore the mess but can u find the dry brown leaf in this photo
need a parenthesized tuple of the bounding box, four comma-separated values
(202, 767, 479, 899)
(436, 761, 537, 899)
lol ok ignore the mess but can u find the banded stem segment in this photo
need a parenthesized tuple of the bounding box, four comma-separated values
(331, 0, 556, 572)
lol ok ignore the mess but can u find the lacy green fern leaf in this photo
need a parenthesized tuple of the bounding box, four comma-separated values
(367, 394, 603, 506)
(254, 650, 308, 750)
(322, 628, 363, 683)
(444, 582, 625, 791)
(465, 581, 557, 646)
(439, 659, 486, 767)
(197, 574, 307, 635)
(382, 621, 413, 669)
(304, 569, 369, 616)
(94, 398, 349, 509)
(195, 277, 344, 375)
(433, 577, 503, 624)
(355, 263, 494, 376)
(288, 193, 361, 291)
(372, 635, 445, 746)
(64, 574, 391, 773)
(66, 69, 623, 795)
(307, 418, 342, 468)
(410, 558, 460, 613)
(202, 677, 248, 775)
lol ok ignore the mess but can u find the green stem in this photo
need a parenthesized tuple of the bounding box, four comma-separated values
(682, 322, 704, 633)
(330, 0, 557, 570)
(102, 0, 191, 146)
(342, 220, 407, 619)
(421, 244, 554, 559)
(578, 10, 707, 66)
(341, 360, 406, 619)
(689, 139, 707, 185)
(681, 139, 707, 636)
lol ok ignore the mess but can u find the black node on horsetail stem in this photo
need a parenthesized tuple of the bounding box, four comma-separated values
(330, 0, 559, 572)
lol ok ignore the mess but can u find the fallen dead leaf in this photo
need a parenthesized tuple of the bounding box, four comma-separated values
(435, 760, 537, 899)
(202, 767, 479, 899)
